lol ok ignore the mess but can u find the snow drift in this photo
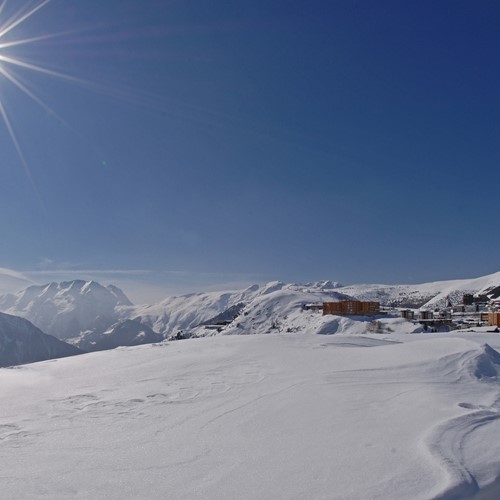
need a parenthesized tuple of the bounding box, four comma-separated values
(1, 332, 500, 499)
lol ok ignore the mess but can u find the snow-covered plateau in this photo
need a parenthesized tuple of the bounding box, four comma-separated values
(1, 331, 500, 499)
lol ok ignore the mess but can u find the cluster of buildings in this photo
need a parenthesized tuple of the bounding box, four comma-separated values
(316, 292, 500, 331)
(400, 292, 500, 330)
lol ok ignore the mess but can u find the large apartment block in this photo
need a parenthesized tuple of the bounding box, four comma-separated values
(323, 300, 380, 316)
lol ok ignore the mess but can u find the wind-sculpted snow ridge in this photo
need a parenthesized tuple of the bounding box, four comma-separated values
(469, 344, 500, 380)
(423, 343, 500, 500)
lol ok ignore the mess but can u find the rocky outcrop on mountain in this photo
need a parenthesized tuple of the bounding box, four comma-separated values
(0, 312, 84, 368)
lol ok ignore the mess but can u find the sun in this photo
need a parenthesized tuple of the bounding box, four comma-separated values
(0, 0, 78, 188)
(0, 0, 143, 194)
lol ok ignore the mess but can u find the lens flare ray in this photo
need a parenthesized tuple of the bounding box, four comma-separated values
(0, 98, 36, 189)
(0, 0, 50, 40)
(0, 31, 69, 50)
(0, 0, 162, 194)
(0, 65, 66, 123)
(0, 53, 84, 84)
(0, 0, 88, 194)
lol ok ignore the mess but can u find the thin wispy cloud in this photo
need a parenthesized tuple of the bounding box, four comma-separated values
(28, 269, 152, 276)
(0, 267, 37, 295)
(0, 267, 34, 282)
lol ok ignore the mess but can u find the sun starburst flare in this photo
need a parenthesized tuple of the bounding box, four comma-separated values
(0, 0, 100, 196)
(0, 0, 197, 197)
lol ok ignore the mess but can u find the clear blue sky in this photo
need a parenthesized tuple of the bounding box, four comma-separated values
(0, 0, 499, 302)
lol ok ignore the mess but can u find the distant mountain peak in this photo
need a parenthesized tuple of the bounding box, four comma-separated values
(106, 284, 133, 306)
(0, 280, 133, 340)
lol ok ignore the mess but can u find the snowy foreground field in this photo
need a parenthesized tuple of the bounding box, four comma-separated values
(2, 331, 500, 499)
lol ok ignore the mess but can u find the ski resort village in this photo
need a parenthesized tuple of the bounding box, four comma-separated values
(321, 293, 500, 331)
(1, 271, 500, 499)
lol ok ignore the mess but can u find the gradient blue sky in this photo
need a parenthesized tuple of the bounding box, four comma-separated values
(0, 0, 499, 302)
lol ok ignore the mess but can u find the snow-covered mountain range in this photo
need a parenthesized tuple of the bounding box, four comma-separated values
(0, 271, 499, 356)
(0, 312, 83, 368)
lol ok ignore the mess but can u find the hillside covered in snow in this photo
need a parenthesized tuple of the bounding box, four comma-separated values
(132, 281, 356, 337)
(1, 331, 500, 499)
(0, 312, 83, 368)
(336, 271, 500, 308)
(131, 272, 500, 339)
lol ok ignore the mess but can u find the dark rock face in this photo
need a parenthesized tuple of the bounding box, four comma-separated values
(199, 302, 247, 326)
(0, 312, 84, 368)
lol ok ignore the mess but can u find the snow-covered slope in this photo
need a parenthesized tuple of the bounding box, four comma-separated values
(133, 272, 500, 339)
(207, 287, 421, 337)
(133, 281, 353, 337)
(337, 271, 500, 308)
(1, 331, 500, 499)
(0, 312, 83, 367)
(131, 281, 278, 335)
(0, 280, 132, 341)
(221, 287, 359, 335)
